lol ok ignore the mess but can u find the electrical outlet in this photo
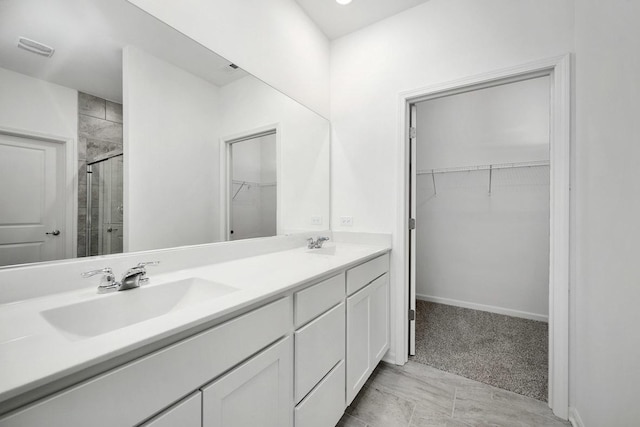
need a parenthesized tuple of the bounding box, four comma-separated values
(340, 216, 353, 227)
(311, 215, 323, 225)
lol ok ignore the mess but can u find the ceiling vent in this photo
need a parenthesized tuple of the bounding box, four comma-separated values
(17, 37, 55, 57)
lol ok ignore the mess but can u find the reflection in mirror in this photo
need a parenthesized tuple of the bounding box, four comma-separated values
(0, 0, 330, 268)
(87, 150, 124, 256)
(228, 131, 277, 241)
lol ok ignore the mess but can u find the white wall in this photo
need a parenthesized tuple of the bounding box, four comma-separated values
(415, 77, 550, 320)
(330, 0, 574, 361)
(123, 46, 221, 251)
(0, 67, 77, 139)
(573, 0, 640, 424)
(417, 76, 550, 170)
(416, 167, 550, 320)
(126, 0, 330, 118)
(219, 76, 330, 233)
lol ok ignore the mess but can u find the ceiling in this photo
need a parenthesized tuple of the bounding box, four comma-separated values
(0, 0, 246, 103)
(295, 0, 432, 40)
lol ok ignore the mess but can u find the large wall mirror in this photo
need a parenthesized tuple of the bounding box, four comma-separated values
(0, 0, 330, 268)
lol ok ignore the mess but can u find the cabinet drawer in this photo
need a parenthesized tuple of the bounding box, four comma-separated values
(294, 273, 344, 327)
(294, 302, 345, 403)
(346, 253, 389, 295)
(0, 297, 291, 427)
(141, 392, 201, 427)
(294, 360, 345, 427)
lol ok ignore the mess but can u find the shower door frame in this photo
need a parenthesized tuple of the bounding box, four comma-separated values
(86, 150, 123, 256)
(396, 54, 571, 419)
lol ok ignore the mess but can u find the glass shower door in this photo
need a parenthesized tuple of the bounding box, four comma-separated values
(87, 152, 123, 256)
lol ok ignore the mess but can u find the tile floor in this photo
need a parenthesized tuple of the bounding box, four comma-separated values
(336, 361, 570, 427)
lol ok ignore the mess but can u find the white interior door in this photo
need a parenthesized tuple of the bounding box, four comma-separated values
(409, 104, 417, 356)
(0, 133, 65, 266)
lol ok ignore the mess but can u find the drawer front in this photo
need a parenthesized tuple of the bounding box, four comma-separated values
(294, 272, 344, 328)
(0, 297, 291, 427)
(141, 392, 201, 427)
(294, 302, 345, 403)
(346, 253, 389, 296)
(294, 360, 345, 427)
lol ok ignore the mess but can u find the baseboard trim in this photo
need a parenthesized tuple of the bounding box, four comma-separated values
(415, 294, 549, 322)
(569, 407, 584, 427)
(382, 350, 397, 365)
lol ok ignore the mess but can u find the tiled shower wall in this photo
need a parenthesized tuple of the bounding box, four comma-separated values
(77, 93, 123, 257)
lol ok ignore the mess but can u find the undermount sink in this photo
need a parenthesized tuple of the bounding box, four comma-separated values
(41, 278, 238, 340)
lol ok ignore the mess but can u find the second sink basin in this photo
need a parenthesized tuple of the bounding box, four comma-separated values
(41, 278, 238, 340)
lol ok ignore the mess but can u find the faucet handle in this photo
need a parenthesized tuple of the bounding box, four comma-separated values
(137, 261, 160, 268)
(81, 267, 113, 278)
(316, 236, 330, 248)
(81, 268, 118, 293)
(135, 261, 160, 285)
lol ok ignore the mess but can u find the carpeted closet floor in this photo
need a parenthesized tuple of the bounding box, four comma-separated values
(411, 300, 548, 401)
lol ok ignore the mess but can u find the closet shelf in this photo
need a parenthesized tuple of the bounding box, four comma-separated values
(417, 160, 549, 195)
(232, 180, 277, 200)
(232, 180, 277, 187)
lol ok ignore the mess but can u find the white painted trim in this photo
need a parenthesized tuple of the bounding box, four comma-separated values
(382, 350, 396, 365)
(0, 126, 77, 261)
(548, 54, 571, 421)
(219, 124, 281, 241)
(569, 407, 585, 427)
(396, 54, 572, 420)
(415, 294, 548, 323)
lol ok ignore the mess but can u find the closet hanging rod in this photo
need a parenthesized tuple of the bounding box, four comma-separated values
(231, 180, 277, 187)
(416, 160, 549, 176)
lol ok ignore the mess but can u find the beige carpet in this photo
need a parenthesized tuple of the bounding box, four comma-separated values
(411, 300, 548, 401)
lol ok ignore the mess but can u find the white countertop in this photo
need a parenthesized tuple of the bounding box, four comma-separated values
(0, 242, 390, 405)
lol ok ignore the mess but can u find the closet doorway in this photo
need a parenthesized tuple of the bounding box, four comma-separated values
(411, 76, 551, 401)
(399, 56, 570, 419)
(223, 129, 277, 241)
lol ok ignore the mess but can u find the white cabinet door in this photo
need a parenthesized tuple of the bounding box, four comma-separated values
(370, 273, 390, 364)
(202, 337, 293, 427)
(142, 392, 201, 427)
(346, 273, 389, 404)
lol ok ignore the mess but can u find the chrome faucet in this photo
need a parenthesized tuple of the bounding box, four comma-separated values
(82, 261, 160, 293)
(307, 236, 330, 249)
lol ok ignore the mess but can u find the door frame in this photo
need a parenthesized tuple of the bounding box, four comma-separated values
(395, 54, 571, 418)
(0, 126, 77, 261)
(219, 124, 281, 241)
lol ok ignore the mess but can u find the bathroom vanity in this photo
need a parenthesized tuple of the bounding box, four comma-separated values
(0, 240, 390, 427)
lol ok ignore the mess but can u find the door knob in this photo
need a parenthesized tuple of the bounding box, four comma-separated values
(46, 230, 61, 236)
